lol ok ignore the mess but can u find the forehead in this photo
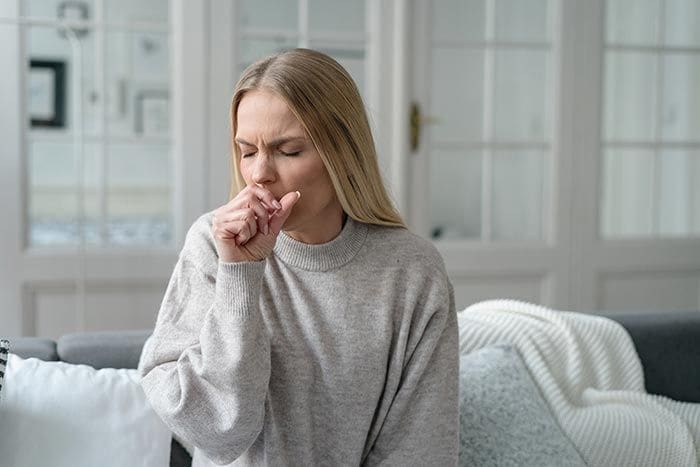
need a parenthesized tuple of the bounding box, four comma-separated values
(236, 90, 304, 138)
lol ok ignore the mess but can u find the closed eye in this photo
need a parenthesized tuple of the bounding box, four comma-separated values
(241, 151, 256, 158)
(280, 150, 301, 157)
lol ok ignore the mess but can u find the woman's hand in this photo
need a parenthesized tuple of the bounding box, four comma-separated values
(212, 186, 301, 263)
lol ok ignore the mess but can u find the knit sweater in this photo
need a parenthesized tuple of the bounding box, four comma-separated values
(138, 212, 459, 466)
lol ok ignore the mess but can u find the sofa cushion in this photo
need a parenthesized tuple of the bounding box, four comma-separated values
(57, 329, 151, 369)
(0, 353, 172, 467)
(459, 345, 586, 467)
(6, 336, 58, 361)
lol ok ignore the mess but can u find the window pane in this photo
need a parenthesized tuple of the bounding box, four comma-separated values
(129, 31, 170, 81)
(430, 47, 484, 143)
(431, 0, 485, 43)
(27, 25, 100, 135)
(495, 0, 549, 42)
(605, 0, 660, 45)
(603, 51, 657, 141)
(23, 0, 95, 20)
(658, 150, 692, 236)
(601, 149, 654, 238)
(104, 0, 168, 25)
(28, 141, 101, 246)
(105, 31, 170, 137)
(238, 37, 297, 73)
(430, 149, 482, 239)
(238, 0, 298, 31)
(492, 150, 546, 240)
(662, 53, 700, 141)
(106, 144, 172, 246)
(493, 49, 550, 141)
(308, 0, 364, 34)
(664, 0, 700, 47)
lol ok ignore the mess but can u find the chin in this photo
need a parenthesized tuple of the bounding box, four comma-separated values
(280, 213, 301, 232)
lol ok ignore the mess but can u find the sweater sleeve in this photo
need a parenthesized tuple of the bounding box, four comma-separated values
(138, 229, 270, 465)
(363, 281, 460, 466)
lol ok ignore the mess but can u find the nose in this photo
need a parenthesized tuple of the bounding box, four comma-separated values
(251, 152, 276, 186)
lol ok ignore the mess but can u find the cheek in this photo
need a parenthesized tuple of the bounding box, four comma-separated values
(238, 160, 253, 184)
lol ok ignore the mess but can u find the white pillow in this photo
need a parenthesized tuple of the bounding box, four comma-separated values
(0, 354, 171, 467)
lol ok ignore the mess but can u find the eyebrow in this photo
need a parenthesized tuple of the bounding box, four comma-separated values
(234, 136, 307, 147)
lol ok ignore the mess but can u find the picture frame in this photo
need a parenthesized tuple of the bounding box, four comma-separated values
(29, 60, 66, 128)
(134, 90, 169, 136)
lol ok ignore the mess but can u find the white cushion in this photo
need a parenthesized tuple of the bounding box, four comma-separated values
(0, 354, 171, 467)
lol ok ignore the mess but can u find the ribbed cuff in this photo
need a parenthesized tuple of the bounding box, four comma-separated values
(214, 260, 266, 316)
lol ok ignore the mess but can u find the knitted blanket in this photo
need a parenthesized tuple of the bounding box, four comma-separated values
(459, 299, 700, 467)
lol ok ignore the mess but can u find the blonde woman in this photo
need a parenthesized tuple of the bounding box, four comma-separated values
(139, 48, 458, 466)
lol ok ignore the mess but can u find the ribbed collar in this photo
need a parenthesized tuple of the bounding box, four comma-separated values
(272, 216, 368, 272)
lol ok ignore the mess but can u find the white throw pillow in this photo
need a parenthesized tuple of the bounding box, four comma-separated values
(0, 354, 171, 467)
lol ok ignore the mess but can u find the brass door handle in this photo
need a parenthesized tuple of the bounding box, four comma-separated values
(409, 102, 439, 152)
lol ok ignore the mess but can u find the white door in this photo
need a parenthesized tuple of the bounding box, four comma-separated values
(409, 0, 700, 314)
(0, 0, 209, 337)
(410, 0, 574, 311)
(570, 0, 700, 313)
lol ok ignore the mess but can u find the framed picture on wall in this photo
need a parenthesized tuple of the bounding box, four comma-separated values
(28, 60, 66, 128)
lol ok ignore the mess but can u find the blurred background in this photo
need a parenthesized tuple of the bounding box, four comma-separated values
(1, 0, 699, 338)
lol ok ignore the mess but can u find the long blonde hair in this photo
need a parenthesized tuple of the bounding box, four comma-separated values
(229, 48, 405, 228)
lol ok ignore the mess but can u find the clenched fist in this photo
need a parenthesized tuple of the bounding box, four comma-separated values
(212, 185, 301, 263)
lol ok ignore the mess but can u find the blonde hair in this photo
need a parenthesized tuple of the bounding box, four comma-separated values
(228, 48, 405, 228)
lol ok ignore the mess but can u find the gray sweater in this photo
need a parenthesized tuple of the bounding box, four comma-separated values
(138, 212, 459, 466)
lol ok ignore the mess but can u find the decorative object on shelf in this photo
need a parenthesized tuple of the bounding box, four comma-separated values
(57, 1, 90, 39)
(28, 60, 66, 128)
(134, 90, 169, 136)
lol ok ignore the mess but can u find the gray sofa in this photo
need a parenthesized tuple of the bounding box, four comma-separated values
(8, 310, 700, 466)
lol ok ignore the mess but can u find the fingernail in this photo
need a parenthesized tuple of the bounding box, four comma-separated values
(273, 200, 282, 210)
(264, 223, 269, 235)
(295, 191, 301, 199)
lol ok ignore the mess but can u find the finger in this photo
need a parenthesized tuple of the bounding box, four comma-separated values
(231, 190, 274, 235)
(214, 219, 251, 241)
(230, 192, 271, 219)
(234, 213, 258, 243)
(249, 185, 283, 212)
(269, 191, 301, 234)
(215, 209, 252, 232)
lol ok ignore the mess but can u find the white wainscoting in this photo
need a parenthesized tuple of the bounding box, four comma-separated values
(23, 281, 166, 339)
(450, 273, 549, 313)
(597, 270, 700, 312)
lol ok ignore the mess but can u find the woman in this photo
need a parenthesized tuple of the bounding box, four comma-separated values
(138, 48, 458, 466)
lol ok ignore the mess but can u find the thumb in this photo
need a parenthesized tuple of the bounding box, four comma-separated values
(269, 191, 301, 234)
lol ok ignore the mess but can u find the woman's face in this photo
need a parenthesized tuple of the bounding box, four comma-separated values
(235, 90, 343, 242)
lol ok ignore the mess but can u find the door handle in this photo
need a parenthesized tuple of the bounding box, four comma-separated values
(409, 101, 439, 152)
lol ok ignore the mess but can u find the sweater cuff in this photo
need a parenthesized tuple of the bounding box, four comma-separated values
(215, 260, 266, 316)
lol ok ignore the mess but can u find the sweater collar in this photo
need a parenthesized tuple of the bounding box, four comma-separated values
(273, 216, 368, 271)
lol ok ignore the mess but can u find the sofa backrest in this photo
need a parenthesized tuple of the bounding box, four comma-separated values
(602, 310, 700, 403)
(57, 329, 151, 369)
(9, 329, 151, 369)
(9, 337, 58, 361)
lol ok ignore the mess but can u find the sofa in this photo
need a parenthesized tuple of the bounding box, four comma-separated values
(4, 309, 700, 466)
